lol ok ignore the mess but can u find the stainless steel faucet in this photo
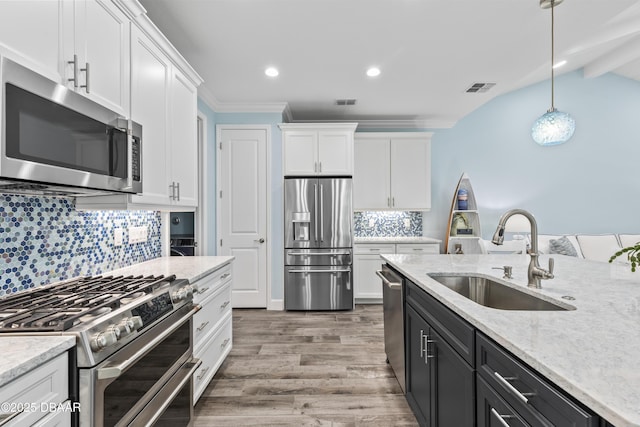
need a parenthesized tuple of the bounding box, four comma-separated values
(491, 209, 554, 288)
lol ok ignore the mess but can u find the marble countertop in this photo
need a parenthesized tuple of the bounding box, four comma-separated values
(381, 253, 640, 427)
(354, 236, 442, 244)
(0, 336, 75, 388)
(107, 256, 234, 283)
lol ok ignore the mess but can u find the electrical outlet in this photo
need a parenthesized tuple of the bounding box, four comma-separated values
(369, 218, 375, 227)
(404, 218, 411, 229)
(129, 226, 148, 244)
(113, 228, 123, 246)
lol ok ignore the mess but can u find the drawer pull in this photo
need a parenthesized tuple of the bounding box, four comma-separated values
(196, 321, 210, 332)
(197, 286, 210, 295)
(368, 248, 381, 252)
(412, 248, 424, 251)
(490, 408, 515, 427)
(221, 273, 231, 280)
(494, 372, 535, 404)
(221, 338, 231, 349)
(220, 300, 231, 310)
(196, 366, 210, 381)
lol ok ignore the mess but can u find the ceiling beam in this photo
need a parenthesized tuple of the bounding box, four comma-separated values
(583, 34, 640, 78)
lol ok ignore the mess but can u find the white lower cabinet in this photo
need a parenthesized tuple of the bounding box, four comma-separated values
(0, 352, 69, 427)
(192, 263, 233, 403)
(354, 242, 439, 301)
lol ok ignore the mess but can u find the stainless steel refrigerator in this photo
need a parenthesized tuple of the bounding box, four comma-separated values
(284, 177, 353, 310)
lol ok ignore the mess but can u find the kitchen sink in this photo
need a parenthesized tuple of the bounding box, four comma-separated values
(427, 274, 574, 311)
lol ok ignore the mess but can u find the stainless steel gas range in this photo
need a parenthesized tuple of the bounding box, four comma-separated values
(0, 274, 200, 427)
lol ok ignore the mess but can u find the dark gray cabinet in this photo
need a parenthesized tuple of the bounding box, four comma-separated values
(398, 267, 606, 427)
(477, 333, 599, 427)
(405, 280, 474, 427)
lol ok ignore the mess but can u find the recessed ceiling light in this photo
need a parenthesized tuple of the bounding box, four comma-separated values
(366, 67, 381, 77)
(265, 67, 279, 77)
(552, 60, 567, 69)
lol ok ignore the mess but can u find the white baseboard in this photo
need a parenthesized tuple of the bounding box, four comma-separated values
(268, 298, 284, 311)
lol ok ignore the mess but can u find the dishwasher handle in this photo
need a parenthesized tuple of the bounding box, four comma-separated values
(376, 270, 402, 290)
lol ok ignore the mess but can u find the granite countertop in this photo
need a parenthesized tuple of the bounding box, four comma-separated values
(0, 336, 75, 388)
(381, 253, 640, 427)
(107, 256, 234, 283)
(354, 236, 442, 244)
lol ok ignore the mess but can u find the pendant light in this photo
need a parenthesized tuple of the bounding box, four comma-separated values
(531, 0, 575, 146)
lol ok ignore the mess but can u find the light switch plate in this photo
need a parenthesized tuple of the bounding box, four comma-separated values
(113, 228, 123, 246)
(129, 226, 148, 244)
(404, 219, 411, 229)
(369, 219, 375, 227)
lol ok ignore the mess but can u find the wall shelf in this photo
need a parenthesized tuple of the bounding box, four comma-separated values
(445, 173, 484, 254)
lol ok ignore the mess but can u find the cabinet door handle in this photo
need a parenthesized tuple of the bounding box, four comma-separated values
(419, 329, 426, 361)
(314, 162, 317, 173)
(196, 366, 210, 381)
(196, 321, 210, 332)
(494, 372, 536, 404)
(319, 161, 322, 172)
(490, 408, 515, 427)
(220, 338, 231, 349)
(220, 300, 230, 310)
(68, 54, 79, 88)
(392, 197, 395, 207)
(176, 182, 180, 201)
(197, 286, 210, 295)
(387, 197, 391, 207)
(221, 272, 231, 280)
(80, 61, 90, 93)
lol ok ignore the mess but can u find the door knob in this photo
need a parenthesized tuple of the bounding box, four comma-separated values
(255, 238, 265, 244)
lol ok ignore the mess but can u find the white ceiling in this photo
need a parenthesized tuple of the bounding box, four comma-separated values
(139, 0, 640, 129)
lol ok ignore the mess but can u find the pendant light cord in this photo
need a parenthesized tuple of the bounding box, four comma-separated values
(551, 0, 555, 111)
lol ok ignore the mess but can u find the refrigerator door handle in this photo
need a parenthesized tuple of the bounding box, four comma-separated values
(319, 184, 324, 242)
(288, 269, 351, 273)
(313, 183, 318, 242)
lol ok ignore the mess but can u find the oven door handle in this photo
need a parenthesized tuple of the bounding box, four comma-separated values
(97, 305, 200, 380)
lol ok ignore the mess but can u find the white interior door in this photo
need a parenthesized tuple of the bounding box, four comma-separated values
(218, 126, 269, 308)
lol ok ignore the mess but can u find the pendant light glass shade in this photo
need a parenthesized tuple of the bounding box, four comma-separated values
(532, 0, 575, 146)
(531, 108, 575, 146)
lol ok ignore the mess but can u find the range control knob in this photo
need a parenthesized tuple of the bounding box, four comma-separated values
(172, 288, 189, 302)
(129, 316, 143, 330)
(90, 330, 118, 352)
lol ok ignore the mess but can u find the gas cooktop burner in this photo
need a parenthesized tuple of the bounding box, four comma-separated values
(0, 275, 177, 332)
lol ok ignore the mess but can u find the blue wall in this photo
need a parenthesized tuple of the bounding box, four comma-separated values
(424, 70, 640, 240)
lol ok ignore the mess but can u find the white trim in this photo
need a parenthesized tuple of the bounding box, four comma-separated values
(196, 110, 208, 256)
(216, 124, 272, 309)
(160, 212, 170, 257)
(268, 299, 284, 311)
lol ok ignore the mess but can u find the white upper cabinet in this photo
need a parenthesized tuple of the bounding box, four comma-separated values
(0, 1, 62, 81)
(128, 25, 171, 207)
(354, 132, 433, 211)
(69, 0, 130, 115)
(280, 123, 357, 176)
(0, 0, 129, 115)
(168, 69, 198, 207)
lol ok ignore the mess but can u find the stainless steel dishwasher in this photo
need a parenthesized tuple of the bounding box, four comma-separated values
(376, 264, 405, 392)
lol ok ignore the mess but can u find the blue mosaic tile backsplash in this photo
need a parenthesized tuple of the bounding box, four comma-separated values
(354, 211, 423, 237)
(0, 195, 161, 296)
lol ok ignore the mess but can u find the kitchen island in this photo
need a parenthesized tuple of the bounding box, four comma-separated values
(382, 253, 640, 427)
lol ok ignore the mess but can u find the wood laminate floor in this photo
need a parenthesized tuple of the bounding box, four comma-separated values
(193, 304, 419, 426)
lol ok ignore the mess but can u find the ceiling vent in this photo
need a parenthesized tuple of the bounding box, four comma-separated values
(335, 99, 357, 106)
(465, 82, 496, 93)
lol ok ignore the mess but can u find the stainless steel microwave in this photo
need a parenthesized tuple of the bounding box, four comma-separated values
(0, 56, 142, 197)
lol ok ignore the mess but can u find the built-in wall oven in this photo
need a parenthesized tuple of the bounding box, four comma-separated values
(0, 56, 142, 196)
(0, 275, 199, 427)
